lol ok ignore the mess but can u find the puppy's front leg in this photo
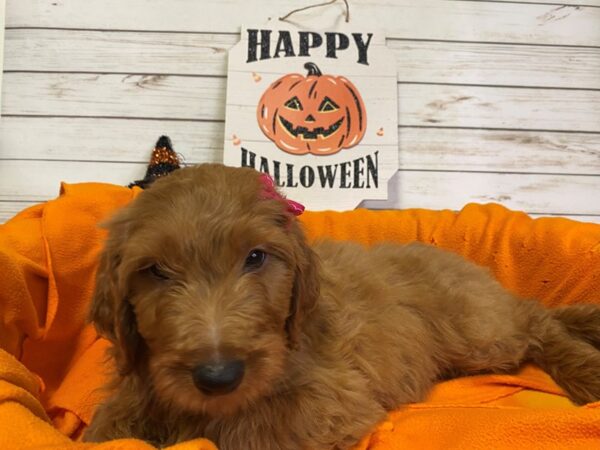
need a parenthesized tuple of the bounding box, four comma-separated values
(85, 395, 137, 443)
(85, 378, 163, 445)
(211, 369, 386, 450)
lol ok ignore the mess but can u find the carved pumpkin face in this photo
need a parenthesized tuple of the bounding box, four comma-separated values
(257, 63, 367, 156)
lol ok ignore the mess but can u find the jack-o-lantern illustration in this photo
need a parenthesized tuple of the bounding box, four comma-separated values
(257, 62, 367, 156)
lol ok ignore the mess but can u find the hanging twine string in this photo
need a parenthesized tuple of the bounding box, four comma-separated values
(279, 0, 350, 23)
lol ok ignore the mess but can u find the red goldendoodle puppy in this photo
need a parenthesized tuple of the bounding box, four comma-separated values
(85, 164, 600, 449)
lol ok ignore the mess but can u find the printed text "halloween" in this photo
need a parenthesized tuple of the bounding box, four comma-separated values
(241, 148, 378, 189)
(247, 30, 373, 65)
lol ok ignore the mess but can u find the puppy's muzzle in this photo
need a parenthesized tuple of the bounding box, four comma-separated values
(192, 359, 245, 395)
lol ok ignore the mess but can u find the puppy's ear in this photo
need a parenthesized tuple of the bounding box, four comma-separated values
(285, 222, 320, 348)
(89, 220, 143, 375)
(89, 237, 120, 340)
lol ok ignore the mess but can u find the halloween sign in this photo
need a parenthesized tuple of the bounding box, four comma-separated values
(223, 22, 398, 211)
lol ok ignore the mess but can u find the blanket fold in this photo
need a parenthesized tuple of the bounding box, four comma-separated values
(1, 182, 600, 449)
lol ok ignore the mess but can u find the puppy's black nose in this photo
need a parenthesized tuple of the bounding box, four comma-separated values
(192, 359, 245, 395)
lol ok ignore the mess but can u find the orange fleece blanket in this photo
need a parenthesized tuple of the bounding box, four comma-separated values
(1, 182, 600, 450)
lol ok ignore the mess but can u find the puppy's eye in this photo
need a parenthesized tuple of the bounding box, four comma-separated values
(149, 264, 170, 280)
(244, 249, 266, 271)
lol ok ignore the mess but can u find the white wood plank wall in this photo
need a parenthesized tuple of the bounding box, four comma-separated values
(1, 0, 600, 223)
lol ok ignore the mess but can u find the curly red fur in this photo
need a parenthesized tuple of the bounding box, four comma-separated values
(85, 164, 600, 449)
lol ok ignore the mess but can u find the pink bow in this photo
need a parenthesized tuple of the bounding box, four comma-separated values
(259, 173, 305, 216)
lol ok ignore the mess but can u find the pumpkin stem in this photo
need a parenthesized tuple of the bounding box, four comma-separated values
(304, 62, 322, 77)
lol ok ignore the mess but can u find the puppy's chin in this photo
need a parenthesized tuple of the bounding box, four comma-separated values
(153, 377, 254, 417)
(148, 342, 289, 417)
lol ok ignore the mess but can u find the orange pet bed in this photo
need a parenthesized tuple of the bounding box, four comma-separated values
(1, 182, 600, 450)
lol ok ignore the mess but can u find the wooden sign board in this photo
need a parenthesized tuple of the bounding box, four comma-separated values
(223, 21, 398, 211)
